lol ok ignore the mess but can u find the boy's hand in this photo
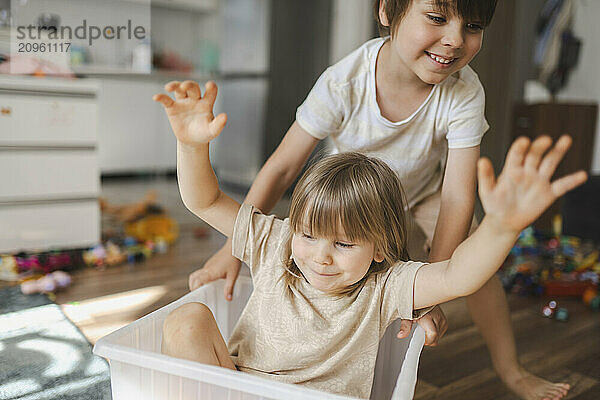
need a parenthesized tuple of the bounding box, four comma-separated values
(153, 80, 227, 146)
(189, 244, 242, 301)
(477, 135, 587, 234)
(396, 306, 447, 346)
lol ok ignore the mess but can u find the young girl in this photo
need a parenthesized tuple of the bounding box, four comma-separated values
(183, 1, 572, 398)
(153, 80, 586, 400)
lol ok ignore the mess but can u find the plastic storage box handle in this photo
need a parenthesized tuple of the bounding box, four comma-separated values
(391, 325, 426, 400)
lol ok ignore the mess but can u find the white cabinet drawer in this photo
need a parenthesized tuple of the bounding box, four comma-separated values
(0, 94, 97, 145)
(0, 149, 99, 201)
(0, 200, 99, 252)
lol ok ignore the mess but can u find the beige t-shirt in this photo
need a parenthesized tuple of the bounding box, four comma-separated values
(228, 204, 428, 399)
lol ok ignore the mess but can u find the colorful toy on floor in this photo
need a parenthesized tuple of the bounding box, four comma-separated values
(100, 190, 158, 223)
(0, 255, 19, 281)
(118, 236, 161, 264)
(582, 287, 598, 305)
(590, 297, 600, 312)
(20, 270, 72, 295)
(155, 237, 168, 254)
(499, 224, 599, 299)
(100, 190, 179, 245)
(582, 286, 600, 312)
(542, 300, 557, 318)
(0, 250, 84, 282)
(555, 307, 569, 321)
(83, 244, 108, 268)
(125, 214, 178, 244)
(105, 241, 127, 265)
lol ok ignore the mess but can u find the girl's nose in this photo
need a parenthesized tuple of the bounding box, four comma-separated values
(313, 242, 333, 265)
(441, 24, 464, 48)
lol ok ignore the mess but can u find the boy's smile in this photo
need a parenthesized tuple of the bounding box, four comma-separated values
(425, 51, 456, 66)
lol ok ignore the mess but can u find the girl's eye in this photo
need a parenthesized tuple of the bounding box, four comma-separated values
(427, 14, 446, 24)
(302, 233, 314, 240)
(466, 23, 483, 32)
(335, 242, 355, 249)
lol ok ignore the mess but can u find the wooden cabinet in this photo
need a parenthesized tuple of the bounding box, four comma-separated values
(0, 76, 100, 252)
(511, 102, 598, 231)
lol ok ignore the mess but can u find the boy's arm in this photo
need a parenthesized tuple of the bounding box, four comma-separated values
(413, 136, 587, 310)
(244, 121, 320, 212)
(154, 80, 240, 237)
(427, 146, 479, 263)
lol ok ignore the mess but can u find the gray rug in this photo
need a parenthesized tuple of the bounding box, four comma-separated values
(0, 287, 111, 400)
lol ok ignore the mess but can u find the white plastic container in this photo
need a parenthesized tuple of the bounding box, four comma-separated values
(93, 276, 425, 400)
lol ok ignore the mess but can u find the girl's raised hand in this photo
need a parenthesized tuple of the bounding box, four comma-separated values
(153, 80, 227, 146)
(477, 135, 587, 234)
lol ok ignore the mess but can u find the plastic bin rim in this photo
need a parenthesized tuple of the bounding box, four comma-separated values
(93, 341, 358, 400)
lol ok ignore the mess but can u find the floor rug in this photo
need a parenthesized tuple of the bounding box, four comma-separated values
(0, 287, 112, 400)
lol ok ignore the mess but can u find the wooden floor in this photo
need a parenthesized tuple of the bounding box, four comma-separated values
(10, 176, 600, 399)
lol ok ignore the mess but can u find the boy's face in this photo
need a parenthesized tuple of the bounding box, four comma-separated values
(291, 224, 384, 293)
(383, 0, 484, 85)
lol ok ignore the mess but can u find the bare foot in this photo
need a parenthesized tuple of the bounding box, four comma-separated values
(501, 367, 570, 400)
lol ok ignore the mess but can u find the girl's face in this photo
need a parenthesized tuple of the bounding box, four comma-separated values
(291, 224, 384, 293)
(382, 0, 484, 85)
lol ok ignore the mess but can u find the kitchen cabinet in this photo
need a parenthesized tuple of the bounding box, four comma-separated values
(0, 76, 101, 252)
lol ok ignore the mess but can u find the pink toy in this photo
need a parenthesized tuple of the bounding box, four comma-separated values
(20, 271, 72, 295)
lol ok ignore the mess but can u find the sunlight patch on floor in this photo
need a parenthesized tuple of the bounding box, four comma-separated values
(60, 285, 167, 325)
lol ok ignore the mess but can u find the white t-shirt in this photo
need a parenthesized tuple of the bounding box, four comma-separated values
(228, 204, 428, 399)
(296, 37, 489, 208)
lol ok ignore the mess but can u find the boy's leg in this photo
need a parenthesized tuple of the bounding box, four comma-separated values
(162, 302, 237, 370)
(465, 277, 568, 399)
(411, 192, 570, 400)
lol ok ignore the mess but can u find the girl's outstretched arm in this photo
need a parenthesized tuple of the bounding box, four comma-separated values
(153, 80, 240, 237)
(413, 136, 588, 310)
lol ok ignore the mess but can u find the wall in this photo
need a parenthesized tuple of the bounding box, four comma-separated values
(262, 0, 332, 159)
(329, 0, 374, 64)
(469, 0, 517, 171)
(556, 0, 600, 174)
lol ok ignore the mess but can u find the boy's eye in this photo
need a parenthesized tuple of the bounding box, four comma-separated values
(335, 241, 355, 249)
(466, 23, 483, 32)
(427, 14, 446, 24)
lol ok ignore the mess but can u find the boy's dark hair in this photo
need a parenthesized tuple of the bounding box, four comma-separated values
(374, 0, 498, 37)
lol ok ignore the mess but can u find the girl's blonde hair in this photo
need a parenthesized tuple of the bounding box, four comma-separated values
(282, 152, 410, 295)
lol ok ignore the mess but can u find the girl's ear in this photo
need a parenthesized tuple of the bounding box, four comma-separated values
(378, 0, 390, 27)
(374, 250, 385, 263)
